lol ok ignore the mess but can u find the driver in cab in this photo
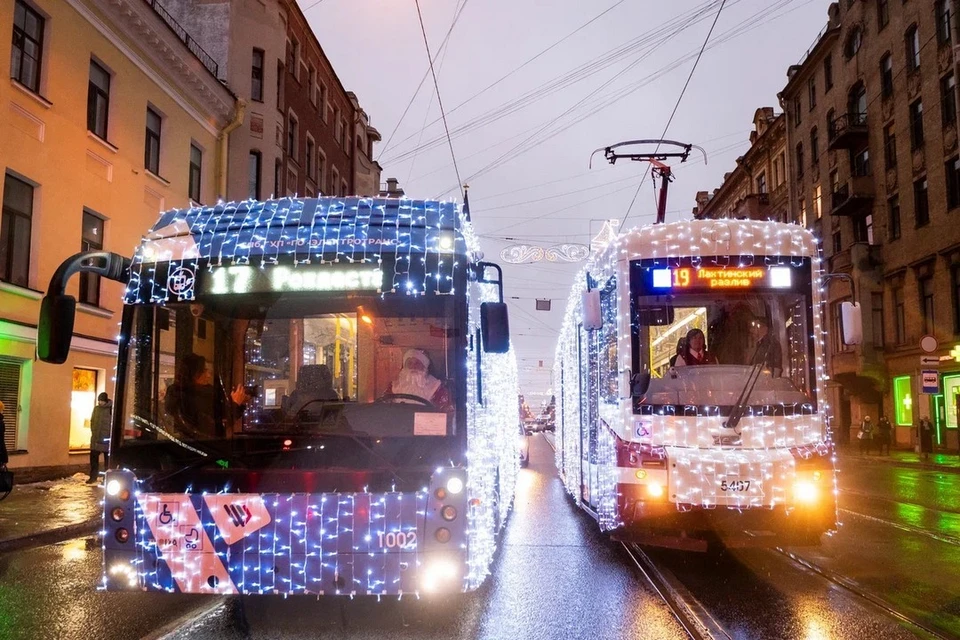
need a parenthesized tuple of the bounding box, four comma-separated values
(384, 349, 452, 412)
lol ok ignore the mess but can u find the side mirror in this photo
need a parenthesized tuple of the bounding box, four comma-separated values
(637, 303, 674, 326)
(37, 294, 77, 364)
(632, 372, 651, 397)
(840, 301, 862, 346)
(481, 302, 510, 353)
(582, 290, 602, 330)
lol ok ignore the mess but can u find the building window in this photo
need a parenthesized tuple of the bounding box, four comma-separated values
(905, 25, 920, 72)
(947, 156, 960, 210)
(883, 124, 897, 169)
(810, 128, 819, 166)
(877, 0, 889, 29)
(188, 144, 202, 203)
(251, 48, 264, 102)
(814, 184, 822, 219)
(306, 137, 315, 180)
(952, 265, 960, 333)
(341, 180, 348, 197)
(833, 300, 853, 353)
(795, 142, 804, 179)
(920, 276, 935, 335)
(79, 211, 103, 306)
(799, 197, 807, 227)
(937, 0, 952, 46)
(829, 169, 839, 194)
(331, 167, 339, 196)
(756, 172, 766, 194)
(248, 151, 261, 200)
(832, 228, 841, 254)
(888, 194, 901, 240)
(871, 292, 884, 348)
(276, 61, 284, 111)
(909, 99, 924, 149)
(144, 108, 162, 175)
(287, 113, 298, 160)
(845, 26, 862, 59)
(793, 97, 802, 125)
(808, 77, 816, 110)
(308, 65, 317, 105)
(914, 177, 929, 227)
(11, 0, 44, 93)
(942, 74, 957, 130)
(852, 146, 870, 177)
(274, 159, 281, 197)
(317, 152, 326, 191)
(0, 173, 33, 287)
(823, 55, 833, 91)
(87, 60, 110, 140)
(849, 83, 867, 120)
(853, 214, 873, 244)
(320, 83, 329, 122)
(775, 152, 785, 186)
(894, 286, 906, 345)
(880, 53, 894, 98)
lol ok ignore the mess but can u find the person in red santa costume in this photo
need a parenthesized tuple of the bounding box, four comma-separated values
(384, 349, 453, 411)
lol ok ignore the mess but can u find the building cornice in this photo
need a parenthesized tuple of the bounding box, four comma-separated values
(66, 0, 236, 134)
(782, 25, 841, 96)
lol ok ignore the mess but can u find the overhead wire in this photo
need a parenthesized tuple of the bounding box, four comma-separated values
(413, 0, 464, 199)
(620, 0, 728, 229)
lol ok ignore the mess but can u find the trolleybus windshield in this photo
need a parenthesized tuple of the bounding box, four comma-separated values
(630, 257, 817, 412)
(116, 290, 465, 479)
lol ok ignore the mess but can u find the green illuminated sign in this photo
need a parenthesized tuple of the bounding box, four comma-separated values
(893, 375, 913, 426)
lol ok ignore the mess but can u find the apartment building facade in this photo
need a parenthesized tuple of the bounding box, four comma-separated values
(0, 0, 237, 472)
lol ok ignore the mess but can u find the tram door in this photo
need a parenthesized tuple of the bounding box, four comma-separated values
(579, 323, 600, 508)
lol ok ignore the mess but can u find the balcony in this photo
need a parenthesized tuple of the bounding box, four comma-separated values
(828, 112, 868, 150)
(831, 175, 874, 216)
(143, 0, 220, 79)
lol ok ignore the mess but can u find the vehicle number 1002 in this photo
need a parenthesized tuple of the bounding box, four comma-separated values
(719, 479, 751, 492)
(377, 531, 418, 549)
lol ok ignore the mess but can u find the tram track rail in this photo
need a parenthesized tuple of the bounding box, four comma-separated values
(621, 542, 732, 640)
(772, 547, 952, 640)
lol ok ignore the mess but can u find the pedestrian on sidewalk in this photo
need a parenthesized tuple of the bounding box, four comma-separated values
(88, 392, 112, 484)
(877, 415, 892, 455)
(858, 416, 874, 455)
(918, 416, 934, 461)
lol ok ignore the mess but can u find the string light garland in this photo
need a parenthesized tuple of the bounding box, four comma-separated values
(100, 196, 519, 596)
(553, 219, 837, 536)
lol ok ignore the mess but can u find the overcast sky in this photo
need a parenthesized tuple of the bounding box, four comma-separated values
(305, 0, 830, 397)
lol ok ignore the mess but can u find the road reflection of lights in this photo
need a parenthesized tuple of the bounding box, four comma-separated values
(516, 467, 537, 498)
(61, 538, 87, 562)
(796, 599, 832, 640)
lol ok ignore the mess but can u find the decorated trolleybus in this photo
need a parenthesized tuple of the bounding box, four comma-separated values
(554, 219, 852, 551)
(37, 197, 520, 595)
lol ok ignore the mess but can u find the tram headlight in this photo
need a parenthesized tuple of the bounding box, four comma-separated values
(793, 480, 818, 504)
(647, 483, 664, 498)
(420, 558, 459, 593)
(106, 479, 123, 497)
(445, 477, 464, 495)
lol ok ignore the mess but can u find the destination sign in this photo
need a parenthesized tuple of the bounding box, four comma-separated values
(200, 265, 382, 295)
(649, 265, 793, 291)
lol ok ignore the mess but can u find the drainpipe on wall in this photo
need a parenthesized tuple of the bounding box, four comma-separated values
(953, 0, 960, 136)
(216, 99, 248, 201)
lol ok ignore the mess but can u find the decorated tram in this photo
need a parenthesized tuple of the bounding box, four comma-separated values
(37, 197, 519, 595)
(554, 219, 850, 550)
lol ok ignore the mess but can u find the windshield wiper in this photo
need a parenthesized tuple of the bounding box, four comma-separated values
(724, 340, 772, 434)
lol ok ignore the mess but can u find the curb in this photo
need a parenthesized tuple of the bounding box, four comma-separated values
(0, 517, 101, 553)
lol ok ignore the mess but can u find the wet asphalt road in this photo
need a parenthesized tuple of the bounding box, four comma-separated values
(5, 440, 960, 639)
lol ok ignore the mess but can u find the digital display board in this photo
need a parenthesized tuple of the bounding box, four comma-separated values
(198, 265, 383, 296)
(632, 256, 810, 295)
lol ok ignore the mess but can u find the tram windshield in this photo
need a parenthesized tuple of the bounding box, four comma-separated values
(631, 259, 817, 409)
(118, 292, 464, 456)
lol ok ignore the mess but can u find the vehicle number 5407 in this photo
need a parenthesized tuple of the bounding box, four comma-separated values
(720, 479, 751, 492)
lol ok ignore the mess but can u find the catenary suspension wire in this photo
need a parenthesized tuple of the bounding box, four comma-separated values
(413, 0, 464, 199)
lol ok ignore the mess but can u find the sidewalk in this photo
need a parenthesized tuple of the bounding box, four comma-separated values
(0, 473, 102, 552)
(836, 446, 960, 473)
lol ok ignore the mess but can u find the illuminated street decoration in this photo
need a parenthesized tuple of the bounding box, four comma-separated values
(553, 219, 837, 531)
(545, 243, 591, 262)
(499, 242, 590, 264)
(101, 196, 519, 596)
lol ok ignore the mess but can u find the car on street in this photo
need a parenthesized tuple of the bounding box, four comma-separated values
(519, 423, 530, 467)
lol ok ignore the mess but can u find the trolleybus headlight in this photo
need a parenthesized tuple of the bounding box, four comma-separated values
(106, 479, 123, 497)
(445, 477, 464, 495)
(793, 481, 818, 504)
(111, 507, 125, 522)
(435, 527, 452, 543)
(441, 505, 457, 521)
(421, 558, 459, 593)
(115, 528, 130, 543)
(647, 483, 664, 498)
